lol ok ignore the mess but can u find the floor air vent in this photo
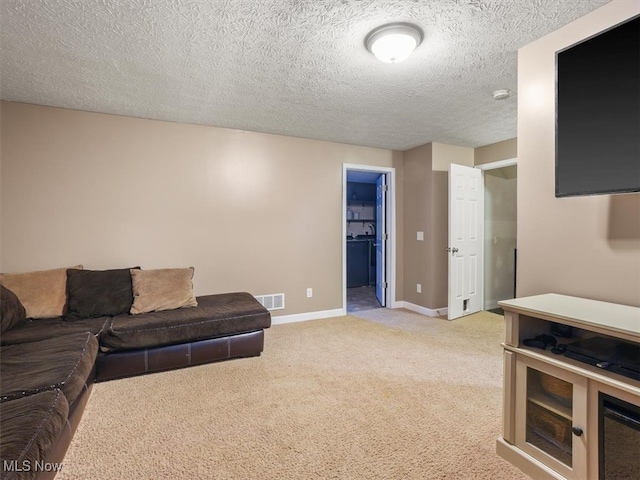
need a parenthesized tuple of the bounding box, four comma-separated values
(254, 293, 285, 311)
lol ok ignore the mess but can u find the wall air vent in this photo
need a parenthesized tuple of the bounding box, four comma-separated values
(254, 293, 285, 311)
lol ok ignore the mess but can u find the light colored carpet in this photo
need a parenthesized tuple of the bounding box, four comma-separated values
(57, 309, 527, 480)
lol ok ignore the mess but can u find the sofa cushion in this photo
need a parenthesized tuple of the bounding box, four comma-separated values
(1, 332, 98, 405)
(0, 265, 83, 319)
(130, 267, 197, 314)
(101, 292, 270, 351)
(0, 389, 69, 480)
(65, 267, 138, 320)
(0, 285, 27, 334)
(0, 316, 109, 346)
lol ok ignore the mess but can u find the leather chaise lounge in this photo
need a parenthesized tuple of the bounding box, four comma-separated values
(96, 292, 269, 381)
(0, 266, 271, 480)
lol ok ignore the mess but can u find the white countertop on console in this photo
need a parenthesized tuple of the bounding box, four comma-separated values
(499, 293, 640, 340)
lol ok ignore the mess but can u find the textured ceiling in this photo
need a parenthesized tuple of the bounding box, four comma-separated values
(0, 0, 610, 150)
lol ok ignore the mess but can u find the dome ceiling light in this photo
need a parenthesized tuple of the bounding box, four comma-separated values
(365, 23, 423, 64)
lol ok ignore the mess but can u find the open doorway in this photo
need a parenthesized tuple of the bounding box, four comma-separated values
(342, 164, 396, 314)
(479, 160, 517, 315)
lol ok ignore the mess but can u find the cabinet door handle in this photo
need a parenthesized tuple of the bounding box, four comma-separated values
(571, 426, 583, 437)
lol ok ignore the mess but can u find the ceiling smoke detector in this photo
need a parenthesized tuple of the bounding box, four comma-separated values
(493, 89, 511, 100)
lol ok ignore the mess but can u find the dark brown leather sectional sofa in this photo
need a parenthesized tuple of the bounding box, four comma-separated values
(0, 285, 270, 480)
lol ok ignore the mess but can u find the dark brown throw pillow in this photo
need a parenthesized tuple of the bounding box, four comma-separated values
(65, 268, 138, 320)
(0, 285, 27, 333)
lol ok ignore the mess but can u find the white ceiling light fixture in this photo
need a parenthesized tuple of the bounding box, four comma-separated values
(365, 23, 423, 64)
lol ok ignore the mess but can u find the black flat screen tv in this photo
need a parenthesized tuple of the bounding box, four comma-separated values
(556, 15, 640, 197)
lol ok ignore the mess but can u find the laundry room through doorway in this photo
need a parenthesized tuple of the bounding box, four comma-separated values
(344, 167, 393, 313)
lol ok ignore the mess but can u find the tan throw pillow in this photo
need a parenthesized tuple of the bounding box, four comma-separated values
(130, 267, 198, 315)
(0, 265, 83, 319)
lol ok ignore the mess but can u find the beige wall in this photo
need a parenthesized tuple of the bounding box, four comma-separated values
(430, 170, 449, 310)
(432, 143, 474, 172)
(517, 0, 640, 306)
(403, 142, 473, 310)
(0, 101, 3, 272)
(403, 144, 432, 307)
(0, 101, 403, 315)
(474, 138, 517, 166)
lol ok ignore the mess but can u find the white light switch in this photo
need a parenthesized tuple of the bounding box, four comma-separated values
(417, 283, 422, 293)
(493, 235, 499, 245)
(417, 231, 424, 241)
(306, 288, 313, 298)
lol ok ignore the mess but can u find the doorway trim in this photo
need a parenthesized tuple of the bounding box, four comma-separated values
(342, 164, 397, 314)
(475, 157, 517, 171)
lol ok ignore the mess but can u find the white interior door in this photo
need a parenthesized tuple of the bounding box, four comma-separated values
(375, 174, 386, 306)
(448, 164, 484, 320)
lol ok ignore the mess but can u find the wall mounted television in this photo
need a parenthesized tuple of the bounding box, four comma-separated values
(555, 15, 640, 197)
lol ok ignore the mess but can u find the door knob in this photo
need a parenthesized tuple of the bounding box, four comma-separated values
(447, 247, 459, 254)
(571, 426, 583, 437)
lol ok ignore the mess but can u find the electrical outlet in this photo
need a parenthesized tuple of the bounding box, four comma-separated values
(417, 231, 424, 241)
(493, 235, 499, 245)
(306, 288, 313, 298)
(417, 283, 422, 293)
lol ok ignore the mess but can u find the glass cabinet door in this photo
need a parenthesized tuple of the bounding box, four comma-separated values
(525, 368, 574, 466)
(515, 356, 587, 479)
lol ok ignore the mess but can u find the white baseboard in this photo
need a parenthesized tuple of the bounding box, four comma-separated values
(271, 303, 448, 325)
(395, 301, 447, 318)
(271, 308, 345, 325)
